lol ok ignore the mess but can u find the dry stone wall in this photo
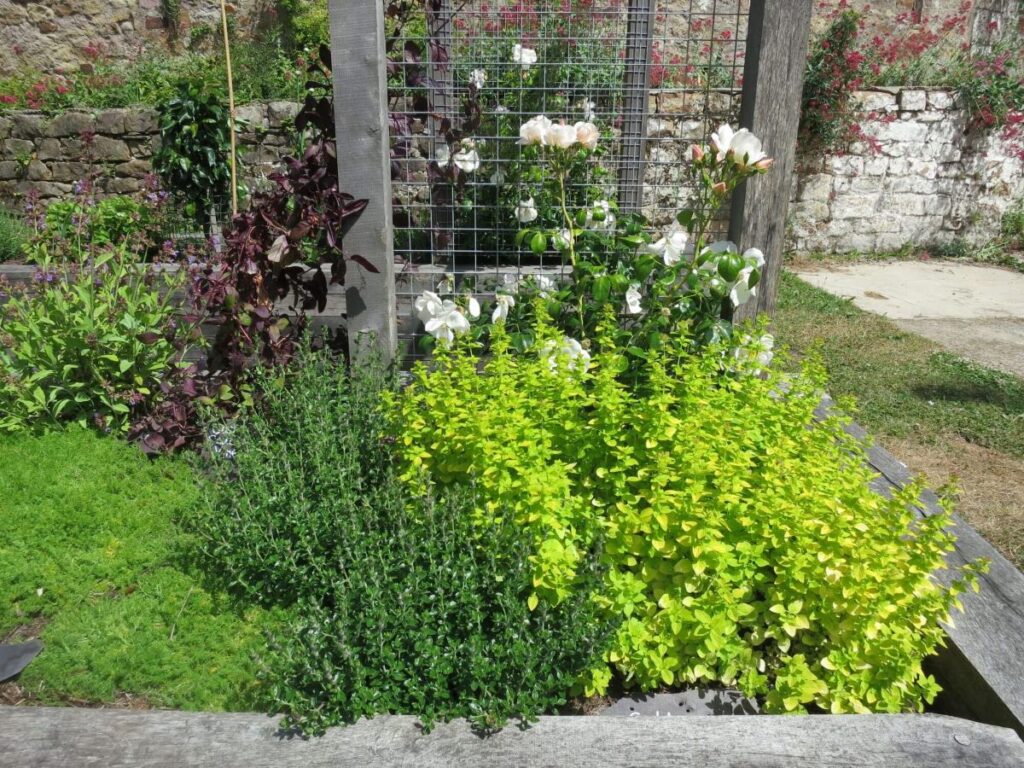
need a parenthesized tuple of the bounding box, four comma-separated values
(789, 87, 1024, 254)
(0, 101, 298, 201)
(1, 89, 1022, 255)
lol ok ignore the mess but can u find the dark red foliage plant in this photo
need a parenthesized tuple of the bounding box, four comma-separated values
(130, 45, 373, 454)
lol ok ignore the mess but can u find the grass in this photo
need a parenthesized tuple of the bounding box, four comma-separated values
(0, 429, 278, 709)
(0, 207, 29, 263)
(773, 271, 1024, 566)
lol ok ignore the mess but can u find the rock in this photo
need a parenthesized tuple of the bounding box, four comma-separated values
(3, 138, 36, 158)
(95, 109, 127, 135)
(46, 111, 95, 138)
(267, 101, 300, 128)
(89, 135, 131, 162)
(35, 138, 63, 161)
(899, 89, 927, 111)
(124, 109, 159, 135)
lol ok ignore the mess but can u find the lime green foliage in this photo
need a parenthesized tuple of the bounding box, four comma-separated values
(277, 0, 329, 52)
(0, 207, 29, 262)
(0, 248, 185, 433)
(0, 429, 272, 709)
(774, 272, 1024, 459)
(192, 342, 609, 733)
(391, 318, 984, 714)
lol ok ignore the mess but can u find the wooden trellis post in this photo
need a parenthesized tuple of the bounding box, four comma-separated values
(329, 0, 398, 363)
(617, 0, 657, 214)
(729, 0, 814, 321)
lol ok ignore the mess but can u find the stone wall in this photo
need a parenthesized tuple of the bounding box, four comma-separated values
(0, 101, 298, 201)
(0, 0, 265, 76)
(788, 87, 1024, 254)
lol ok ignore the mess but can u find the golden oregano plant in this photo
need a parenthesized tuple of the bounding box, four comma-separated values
(388, 310, 986, 715)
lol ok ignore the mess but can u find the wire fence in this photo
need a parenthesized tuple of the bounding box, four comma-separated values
(385, 0, 750, 355)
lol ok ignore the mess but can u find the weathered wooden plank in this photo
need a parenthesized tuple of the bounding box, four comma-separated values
(329, 0, 397, 363)
(729, 0, 813, 321)
(1, 708, 1022, 768)
(817, 396, 1024, 737)
(617, 0, 657, 214)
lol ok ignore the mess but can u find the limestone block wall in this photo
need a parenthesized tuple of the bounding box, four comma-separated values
(788, 87, 1024, 254)
(0, 101, 298, 201)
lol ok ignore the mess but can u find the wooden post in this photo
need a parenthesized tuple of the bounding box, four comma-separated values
(617, 0, 657, 214)
(728, 0, 813, 322)
(330, 0, 397, 363)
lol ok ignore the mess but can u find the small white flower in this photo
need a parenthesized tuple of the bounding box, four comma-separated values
(573, 121, 600, 150)
(533, 274, 556, 297)
(545, 122, 578, 149)
(452, 140, 480, 173)
(435, 145, 451, 167)
(744, 247, 765, 268)
(516, 197, 539, 224)
(512, 44, 538, 71)
(541, 336, 590, 372)
(712, 124, 767, 168)
(494, 105, 510, 114)
(624, 283, 643, 315)
(552, 228, 572, 251)
(490, 167, 507, 187)
(644, 226, 690, 266)
(492, 293, 515, 322)
(424, 300, 471, 342)
(519, 115, 552, 146)
(414, 290, 445, 323)
(579, 98, 597, 121)
(729, 266, 758, 307)
(469, 68, 487, 89)
(502, 273, 521, 293)
(466, 295, 480, 319)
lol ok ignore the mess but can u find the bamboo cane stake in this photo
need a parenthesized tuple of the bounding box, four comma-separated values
(220, 0, 238, 217)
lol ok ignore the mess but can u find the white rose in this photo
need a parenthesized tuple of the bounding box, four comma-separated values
(545, 122, 578, 149)
(512, 44, 537, 71)
(518, 115, 552, 146)
(586, 199, 615, 231)
(466, 295, 480, 319)
(729, 266, 758, 307)
(711, 124, 735, 161)
(414, 290, 444, 323)
(573, 121, 599, 150)
(435, 145, 451, 167)
(452, 140, 480, 173)
(578, 98, 597, 121)
(469, 68, 487, 89)
(728, 130, 767, 168)
(624, 283, 643, 315)
(541, 336, 590, 372)
(516, 197, 539, 223)
(492, 293, 515, 323)
(424, 300, 471, 342)
(744, 247, 765, 268)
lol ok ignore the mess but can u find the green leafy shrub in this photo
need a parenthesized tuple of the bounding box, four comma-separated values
(0, 428, 275, 710)
(191, 341, 610, 733)
(0, 206, 29, 262)
(153, 83, 233, 225)
(44, 196, 157, 253)
(390, 317, 984, 714)
(0, 248, 186, 433)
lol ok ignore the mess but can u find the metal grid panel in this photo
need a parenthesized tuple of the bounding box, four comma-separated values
(388, 0, 748, 354)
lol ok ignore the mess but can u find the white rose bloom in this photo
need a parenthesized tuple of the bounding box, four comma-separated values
(586, 199, 615, 231)
(711, 124, 735, 161)
(545, 122, 578, 149)
(728, 130, 767, 168)
(414, 290, 445, 323)
(435, 145, 451, 167)
(424, 301, 471, 342)
(573, 121, 600, 150)
(729, 266, 758, 308)
(552, 228, 572, 251)
(542, 336, 591, 372)
(645, 226, 690, 266)
(512, 44, 538, 71)
(452, 141, 481, 173)
(624, 283, 643, 315)
(466, 295, 481, 319)
(533, 274, 556, 297)
(518, 115, 552, 146)
(743, 247, 765, 268)
(516, 197, 539, 223)
(469, 68, 487, 89)
(579, 98, 597, 121)
(492, 293, 515, 322)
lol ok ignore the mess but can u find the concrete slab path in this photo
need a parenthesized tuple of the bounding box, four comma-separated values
(792, 261, 1024, 378)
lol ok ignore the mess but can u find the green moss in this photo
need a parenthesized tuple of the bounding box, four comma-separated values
(0, 429, 276, 709)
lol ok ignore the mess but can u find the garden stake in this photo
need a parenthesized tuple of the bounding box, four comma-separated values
(220, 0, 238, 217)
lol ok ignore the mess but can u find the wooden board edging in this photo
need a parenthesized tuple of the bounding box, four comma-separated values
(1, 708, 1022, 768)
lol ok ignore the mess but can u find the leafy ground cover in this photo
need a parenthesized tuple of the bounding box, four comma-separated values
(773, 271, 1024, 567)
(0, 429, 277, 709)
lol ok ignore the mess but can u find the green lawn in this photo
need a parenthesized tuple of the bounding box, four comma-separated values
(773, 271, 1024, 459)
(0, 429, 277, 709)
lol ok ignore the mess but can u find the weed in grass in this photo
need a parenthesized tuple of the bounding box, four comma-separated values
(0, 207, 29, 262)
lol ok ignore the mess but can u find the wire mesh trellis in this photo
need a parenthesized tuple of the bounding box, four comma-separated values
(387, 0, 750, 356)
